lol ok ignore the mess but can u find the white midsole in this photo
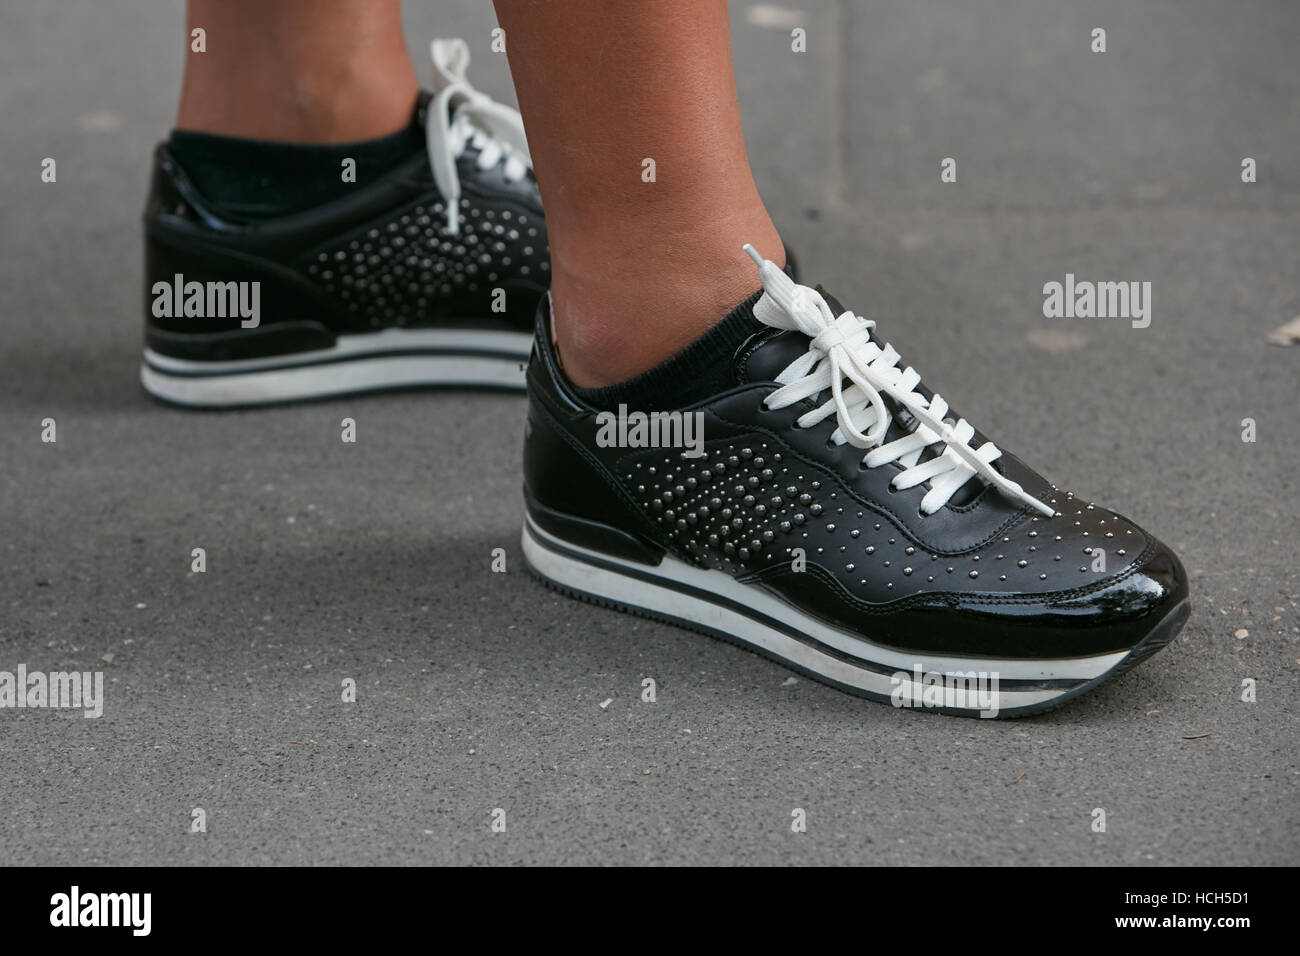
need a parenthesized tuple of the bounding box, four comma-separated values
(522, 514, 1126, 703)
(141, 352, 525, 406)
(144, 327, 533, 374)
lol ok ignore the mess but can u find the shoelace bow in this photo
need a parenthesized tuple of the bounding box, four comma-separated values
(745, 245, 1054, 517)
(426, 38, 531, 235)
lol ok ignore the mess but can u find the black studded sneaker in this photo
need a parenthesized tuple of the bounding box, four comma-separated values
(521, 245, 1190, 717)
(141, 39, 548, 407)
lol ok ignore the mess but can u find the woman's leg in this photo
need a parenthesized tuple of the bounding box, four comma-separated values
(177, 0, 419, 142)
(493, 0, 784, 387)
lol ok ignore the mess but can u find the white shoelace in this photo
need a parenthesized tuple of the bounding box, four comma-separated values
(426, 38, 531, 235)
(744, 244, 1054, 518)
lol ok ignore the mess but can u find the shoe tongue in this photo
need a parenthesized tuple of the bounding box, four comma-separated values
(735, 284, 843, 382)
(416, 89, 476, 140)
(735, 286, 986, 507)
(736, 284, 862, 383)
(818, 287, 850, 316)
(415, 90, 436, 128)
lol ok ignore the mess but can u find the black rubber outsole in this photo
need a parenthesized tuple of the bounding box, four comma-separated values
(525, 549, 1191, 719)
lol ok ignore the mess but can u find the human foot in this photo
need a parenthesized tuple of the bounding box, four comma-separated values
(141, 39, 546, 407)
(520, 246, 1190, 717)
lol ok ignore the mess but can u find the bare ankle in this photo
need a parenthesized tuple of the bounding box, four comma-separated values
(178, 65, 418, 143)
(176, 0, 417, 143)
(552, 229, 784, 389)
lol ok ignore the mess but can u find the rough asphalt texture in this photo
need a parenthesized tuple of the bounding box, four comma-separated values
(1, 1, 1296, 865)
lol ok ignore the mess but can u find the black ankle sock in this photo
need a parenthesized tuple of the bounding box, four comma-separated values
(167, 117, 424, 220)
(572, 290, 764, 411)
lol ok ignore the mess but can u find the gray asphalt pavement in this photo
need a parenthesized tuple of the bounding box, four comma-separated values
(1, 0, 1297, 865)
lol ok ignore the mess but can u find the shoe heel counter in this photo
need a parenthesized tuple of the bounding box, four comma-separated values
(523, 395, 665, 565)
(142, 148, 346, 355)
(143, 146, 206, 228)
(143, 232, 343, 352)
